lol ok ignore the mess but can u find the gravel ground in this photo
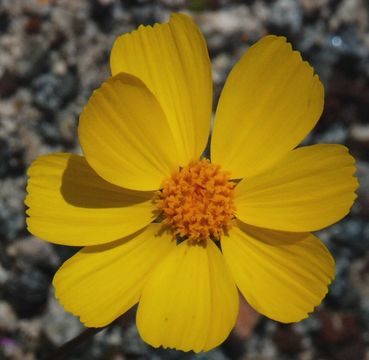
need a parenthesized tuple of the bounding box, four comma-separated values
(0, 0, 369, 359)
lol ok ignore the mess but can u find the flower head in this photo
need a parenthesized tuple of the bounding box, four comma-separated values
(25, 13, 358, 352)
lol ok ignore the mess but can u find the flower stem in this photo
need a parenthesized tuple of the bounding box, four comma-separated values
(43, 326, 108, 360)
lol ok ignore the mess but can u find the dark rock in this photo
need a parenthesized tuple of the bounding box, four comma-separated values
(121, 323, 149, 357)
(330, 217, 369, 258)
(0, 138, 25, 178)
(42, 296, 83, 346)
(17, 46, 49, 82)
(122, 0, 155, 7)
(325, 246, 361, 310)
(25, 15, 43, 35)
(0, 9, 10, 33)
(4, 267, 50, 318)
(130, 4, 158, 25)
(90, 0, 115, 32)
(0, 179, 26, 242)
(313, 122, 347, 144)
(36, 118, 60, 145)
(334, 340, 366, 360)
(32, 71, 79, 113)
(317, 310, 360, 344)
(0, 301, 18, 332)
(0, 70, 19, 98)
(6, 236, 60, 271)
(273, 325, 303, 354)
(268, 0, 303, 38)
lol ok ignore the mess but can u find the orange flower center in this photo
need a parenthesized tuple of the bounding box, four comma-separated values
(156, 159, 235, 245)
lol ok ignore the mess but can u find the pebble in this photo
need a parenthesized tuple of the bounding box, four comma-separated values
(42, 294, 83, 346)
(0, 178, 26, 241)
(314, 122, 348, 144)
(330, 217, 369, 257)
(0, 138, 24, 178)
(0, 70, 18, 98)
(18, 318, 43, 343)
(4, 267, 50, 318)
(90, 0, 115, 32)
(120, 324, 148, 356)
(16, 45, 48, 82)
(0, 263, 9, 285)
(0, 9, 10, 33)
(32, 71, 78, 112)
(269, 0, 303, 35)
(349, 123, 369, 145)
(0, 301, 18, 332)
(6, 236, 60, 270)
(273, 325, 303, 354)
(317, 310, 360, 344)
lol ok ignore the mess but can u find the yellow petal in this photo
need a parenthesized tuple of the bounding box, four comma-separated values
(136, 240, 239, 352)
(53, 224, 175, 327)
(79, 73, 180, 191)
(25, 153, 156, 246)
(110, 13, 212, 164)
(221, 221, 335, 323)
(211, 35, 324, 179)
(235, 144, 358, 231)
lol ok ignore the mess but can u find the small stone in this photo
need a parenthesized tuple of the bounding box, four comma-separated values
(57, 112, 78, 145)
(0, 10, 10, 33)
(43, 294, 83, 346)
(330, 217, 369, 257)
(16, 45, 48, 82)
(25, 15, 42, 35)
(0, 141, 24, 178)
(273, 325, 303, 354)
(299, 0, 329, 13)
(4, 267, 50, 318)
(0, 178, 26, 240)
(0, 70, 18, 98)
(0, 263, 9, 286)
(18, 318, 43, 342)
(51, 60, 68, 76)
(6, 236, 60, 270)
(314, 122, 347, 144)
(349, 123, 369, 145)
(0, 337, 23, 360)
(0, 301, 18, 332)
(90, 0, 115, 32)
(334, 340, 366, 360)
(269, 0, 303, 35)
(121, 324, 148, 356)
(32, 71, 78, 112)
(317, 310, 359, 344)
(37, 118, 60, 144)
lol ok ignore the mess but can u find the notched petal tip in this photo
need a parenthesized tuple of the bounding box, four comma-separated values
(222, 224, 335, 324)
(109, 12, 212, 165)
(235, 144, 359, 232)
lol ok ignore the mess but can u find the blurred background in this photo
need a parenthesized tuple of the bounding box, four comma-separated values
(0, 0, 368, 359)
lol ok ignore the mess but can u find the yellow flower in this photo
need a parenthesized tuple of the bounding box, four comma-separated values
(25, 13, 358, 352)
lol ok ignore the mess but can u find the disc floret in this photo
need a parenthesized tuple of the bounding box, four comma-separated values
(156, 159, 236, 245)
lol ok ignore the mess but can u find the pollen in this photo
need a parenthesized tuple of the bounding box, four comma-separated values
(156, 159, 236, 245)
